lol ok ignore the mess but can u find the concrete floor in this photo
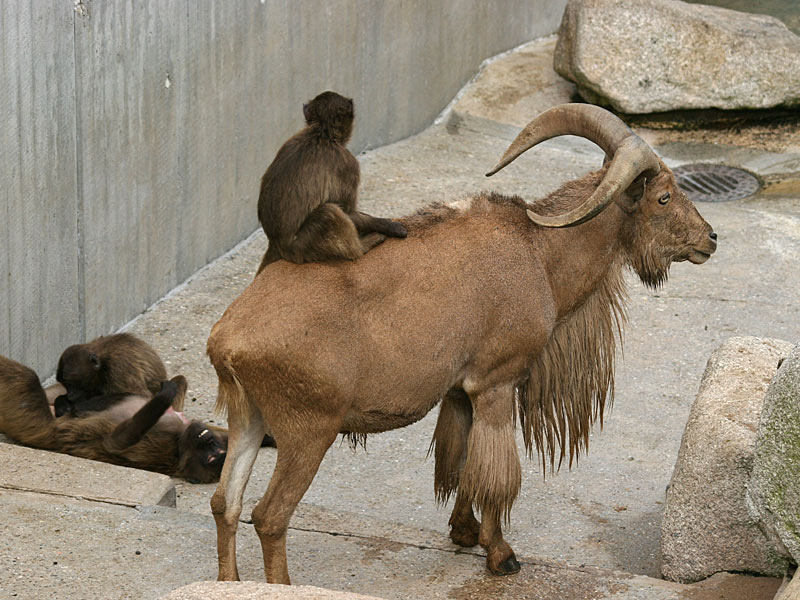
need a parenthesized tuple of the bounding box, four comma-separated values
(1, 37, 798, 600)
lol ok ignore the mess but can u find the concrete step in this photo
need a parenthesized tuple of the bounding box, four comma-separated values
(1, 483, 781, 599)
(161, 582, 383, 600)
(0, 442, 176, 508)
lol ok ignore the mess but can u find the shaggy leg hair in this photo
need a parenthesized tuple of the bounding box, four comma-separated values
(520, 263, 627, 470)
(459, 385, 521, 524)
(430, 388, 472, 505)
(431, 388, 481, 547)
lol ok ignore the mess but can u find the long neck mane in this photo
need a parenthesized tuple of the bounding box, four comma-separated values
(520, 167, 629, 471)
(519, 257, 627, 471)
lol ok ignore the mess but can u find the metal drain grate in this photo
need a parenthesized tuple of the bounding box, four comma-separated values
(672, 163, 760, 202)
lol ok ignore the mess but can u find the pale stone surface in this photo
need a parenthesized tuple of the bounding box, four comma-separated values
(660, 337, 794, 583)
(747, 346, 800, 565)
(453, 36, 576, 127)
(0, 441, 176, 507)
(554, 0, 800, 113)
(160, 582, 383, 600)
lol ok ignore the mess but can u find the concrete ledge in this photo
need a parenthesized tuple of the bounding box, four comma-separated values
(0, 442, 176, 507)
(161, 582, 383, 600)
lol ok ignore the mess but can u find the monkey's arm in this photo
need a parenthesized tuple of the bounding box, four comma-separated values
(54, 390, 108, 417)
(105, 381, 177, 452)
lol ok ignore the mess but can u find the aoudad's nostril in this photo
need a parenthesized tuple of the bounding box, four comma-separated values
(709, 232, 718, 241)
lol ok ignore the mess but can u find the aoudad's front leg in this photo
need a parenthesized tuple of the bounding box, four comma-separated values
(460, 383, 522, 575)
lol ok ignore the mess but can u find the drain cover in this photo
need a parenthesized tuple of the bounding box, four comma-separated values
(672, 163, 760, 202)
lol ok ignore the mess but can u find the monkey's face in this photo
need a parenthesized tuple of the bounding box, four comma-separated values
(56, 346, 103, 397)
(178, 421, 227, 483)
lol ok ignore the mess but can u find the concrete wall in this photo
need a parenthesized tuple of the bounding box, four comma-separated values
(1, 0, 567, 377)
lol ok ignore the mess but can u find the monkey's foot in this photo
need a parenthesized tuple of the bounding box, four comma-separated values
(159, 379, 179, 398)
(360, 232, 386, 252)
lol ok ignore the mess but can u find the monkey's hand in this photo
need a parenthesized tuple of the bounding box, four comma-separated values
(53, 395, 73, 418)
(387, 220, 408, 238)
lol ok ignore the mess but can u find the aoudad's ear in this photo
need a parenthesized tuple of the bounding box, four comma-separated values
(614, 175, 646, 214)
(626, 175, 646, 201)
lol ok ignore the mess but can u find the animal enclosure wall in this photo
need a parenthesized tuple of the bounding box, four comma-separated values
(0, 0, 567, 377)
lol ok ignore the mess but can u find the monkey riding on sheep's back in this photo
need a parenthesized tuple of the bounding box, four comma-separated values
(256, 91, 407, 273)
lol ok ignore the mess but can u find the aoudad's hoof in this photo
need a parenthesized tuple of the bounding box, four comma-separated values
(490, 553, 521, 576)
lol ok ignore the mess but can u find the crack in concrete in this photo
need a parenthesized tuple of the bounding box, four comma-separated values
(0, 483, 140, 508)
(287, 523, 484, 558)
(258, 518, 651, 581)
(649, 294, 787, 306)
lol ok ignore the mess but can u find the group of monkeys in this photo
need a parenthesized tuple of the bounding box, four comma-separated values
(0, 333, 258, 483)
(0, 91, 404, 483)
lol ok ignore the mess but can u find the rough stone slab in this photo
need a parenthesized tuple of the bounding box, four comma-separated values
(160, 582, 383, 600)
(452, 36, 576, 127)
(775, 569, 800, 600)
(554, 0, 800, 113)
(0, 442, 176, 508)
(660, 337, 794, 583)
(747, 345, 800, 564)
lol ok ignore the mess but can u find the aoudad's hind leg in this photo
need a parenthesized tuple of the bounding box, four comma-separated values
(210, 403, 265, 581)
(461, 384, 522, 575)
(251, 423, 338, 584)
(432, 388, 480, 547)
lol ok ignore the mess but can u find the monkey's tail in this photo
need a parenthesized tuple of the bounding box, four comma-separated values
(213, 357, 251, 426)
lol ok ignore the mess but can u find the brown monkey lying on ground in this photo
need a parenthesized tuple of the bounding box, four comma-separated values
(0, 354, 229, 482)
(256, 90, 407, 273)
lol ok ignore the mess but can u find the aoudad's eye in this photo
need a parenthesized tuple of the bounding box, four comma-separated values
(658, 192, 671, 205)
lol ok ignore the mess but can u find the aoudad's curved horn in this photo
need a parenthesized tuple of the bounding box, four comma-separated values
(485, 103, 661, 228)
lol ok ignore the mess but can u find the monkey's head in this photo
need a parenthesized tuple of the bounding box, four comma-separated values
(303, 91, 355, 143)
(177, 421, 227, 483)
(56, 344, 104, 398)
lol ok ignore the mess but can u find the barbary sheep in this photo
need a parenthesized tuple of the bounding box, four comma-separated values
(207, 103, 717, 584)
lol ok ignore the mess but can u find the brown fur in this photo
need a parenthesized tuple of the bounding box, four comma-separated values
(0, 354, 228, 483)
(256, 91, 406, 273)
(430, 389, 472, 505)
(520, 259, 626, 470)
(57, 332, 167, 398)
(208, 155, 716, 583)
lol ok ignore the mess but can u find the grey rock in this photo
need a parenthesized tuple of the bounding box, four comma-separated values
(554, 0, 800, 113)
(747, 345, 800, 565)
(660, 337, 794, 584)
